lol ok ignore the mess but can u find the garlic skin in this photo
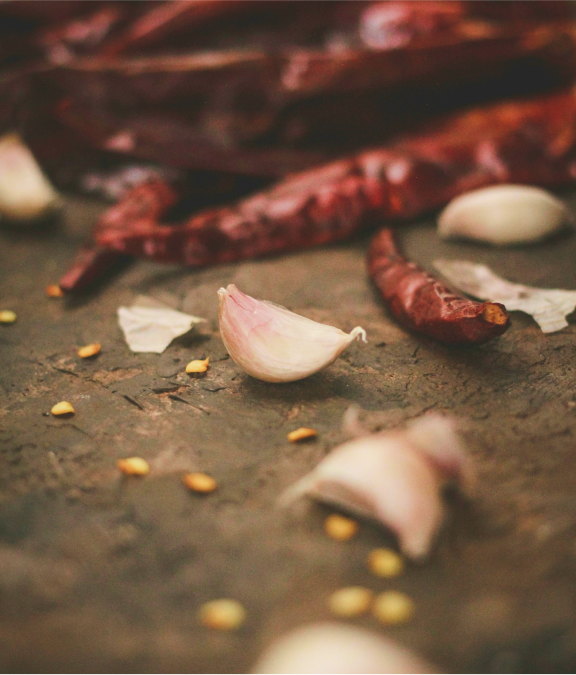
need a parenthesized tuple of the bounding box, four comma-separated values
(218, 285, 366, 383)
(252, 623, 435, 674)
(0, 133, 61, 222)
(281, 414, 468, 559)
(438, 185, 567, 245)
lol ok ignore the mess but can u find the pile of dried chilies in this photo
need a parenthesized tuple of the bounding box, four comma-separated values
(2, 0, 576, 345)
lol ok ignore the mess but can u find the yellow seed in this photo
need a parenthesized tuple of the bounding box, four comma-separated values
(328, 587, 373, 617)
(373, 591, 415, 626)
(183, 472, 217, 493)
(186, 357, 209, 374)
(51, 401, 75, 416)
(0, 310, 17, 323)
(287, 427, 318, 442)
(46, 284, 64, 298)
(367, 548, 404, 578)
(199, 599, 246, 630)
(78, 343, 101, 358)
(117, 457, 150, 476)
(324, 514, 358, 541)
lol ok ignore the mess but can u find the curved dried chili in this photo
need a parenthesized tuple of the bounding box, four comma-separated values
(367, 228, 509, 344)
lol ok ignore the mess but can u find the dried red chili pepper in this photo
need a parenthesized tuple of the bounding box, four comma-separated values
(367, 228, 509, 344)
(91, 89, 576, 269)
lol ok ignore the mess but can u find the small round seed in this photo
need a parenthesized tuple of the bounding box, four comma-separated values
(117, 457, 150, 476)
(324, 514, 358, 541)
(78, 343, 101, 358)
(287, 427, 318, 442)
(367, 548, 404, 578)
(186, 357, 209, 374)
(45, 284, 64, 298)
(328, 587, 373, 618)
(373, 591, 415, 626)
(51, 401, 75, 416)
(0, 310, 17, 324)
(183, 472, 217, 493)
(199, 599, 246, 630)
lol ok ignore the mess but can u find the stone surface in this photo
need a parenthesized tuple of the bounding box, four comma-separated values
(1, 192, 576, 672)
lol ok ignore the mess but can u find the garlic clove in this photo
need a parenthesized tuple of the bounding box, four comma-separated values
(281, 414, 470, 559)
(0, 133, 61, 222)
(438, 185, 568, 245)
(218, 285, 366, 383)
(252, 622, 436, 674)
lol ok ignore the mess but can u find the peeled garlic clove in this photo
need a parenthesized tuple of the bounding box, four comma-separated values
(218, 285, 366, 383)
(438, 185, 567, 245)
(0, 133, 61, 222)
(282, 414, 470, 559)
(252, 622, 436, 674)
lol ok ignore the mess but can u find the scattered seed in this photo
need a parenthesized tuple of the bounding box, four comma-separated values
(287, 427, 318, 442)
(367, 548, 404, 578)
(0, 310, 16, 323)
(186, 357, 209, 374)
(51, 401, 75, 416)
(324, 513, 358, 541)
(45, 284, 64, 298)
(199, 599, 246, 630)
(183, 472, 217, 493)
(329, 587, 373, 618)
(78, 343, 101, 358)
(117, 457, 150, 476)
(372, 591, 414, 626)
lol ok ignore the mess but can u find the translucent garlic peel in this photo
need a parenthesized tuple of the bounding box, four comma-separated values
(0, 133, 61, 221)
(281, 414, 467, 559)
(218, 285, 366, 383)
(438, 185, 567, 245)
(252, 622, 435, 674)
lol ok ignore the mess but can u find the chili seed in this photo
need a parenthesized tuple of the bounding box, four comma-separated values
(78, 343, 101, 358)
(287, 427, 318, 442)
(328, 587, 373, 617)
(183, 472, 217, 493)
(117, 457, 150, 476)
(51, 401, 75, 416)
(0, 310, 17, 323)
(372, 591, 414, 625)
(46, 284, 64, 298)
(186, 357, 209, 374)
(324, 514, 358, 541)
(367, 548, 404, 578)
(199, 599, 246, 630)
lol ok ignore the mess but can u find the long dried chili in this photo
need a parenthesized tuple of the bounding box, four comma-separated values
(367, 228, 509, 344)
(90, 89, 576, 269)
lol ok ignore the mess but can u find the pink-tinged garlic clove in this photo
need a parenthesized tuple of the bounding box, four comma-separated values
(438, 185, 568, 245)
(252, 622, 436, 674)
(218, 285, 366, 383)
(282, 414, 470, 559)
(0, 133, 61, 222)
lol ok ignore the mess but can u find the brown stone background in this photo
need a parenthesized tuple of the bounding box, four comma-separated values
(1, 191, 576, 673)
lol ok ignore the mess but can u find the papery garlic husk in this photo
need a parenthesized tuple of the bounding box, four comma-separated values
(252, 622, 436, 674)
(438, 185, 568, 245)
(281, 414, 468, 559)
(0, 133, 61, 222)
(218, 284, 366, 383)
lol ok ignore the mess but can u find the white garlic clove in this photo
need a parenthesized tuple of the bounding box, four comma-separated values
(281, 414, 469, 559)
(252, 622, 436, 674)
(0, 133, 61, 222)
(438, 185, 568, 245)
(218, 284, 366, 383)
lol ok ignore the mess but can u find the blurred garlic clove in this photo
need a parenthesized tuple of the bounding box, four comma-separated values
(0, 133, 61, 222)
(218, 284, 366, 383)
(252, 622, 436, 674)
(281, 414, 468, 559)
(438, 185, 568, 245)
